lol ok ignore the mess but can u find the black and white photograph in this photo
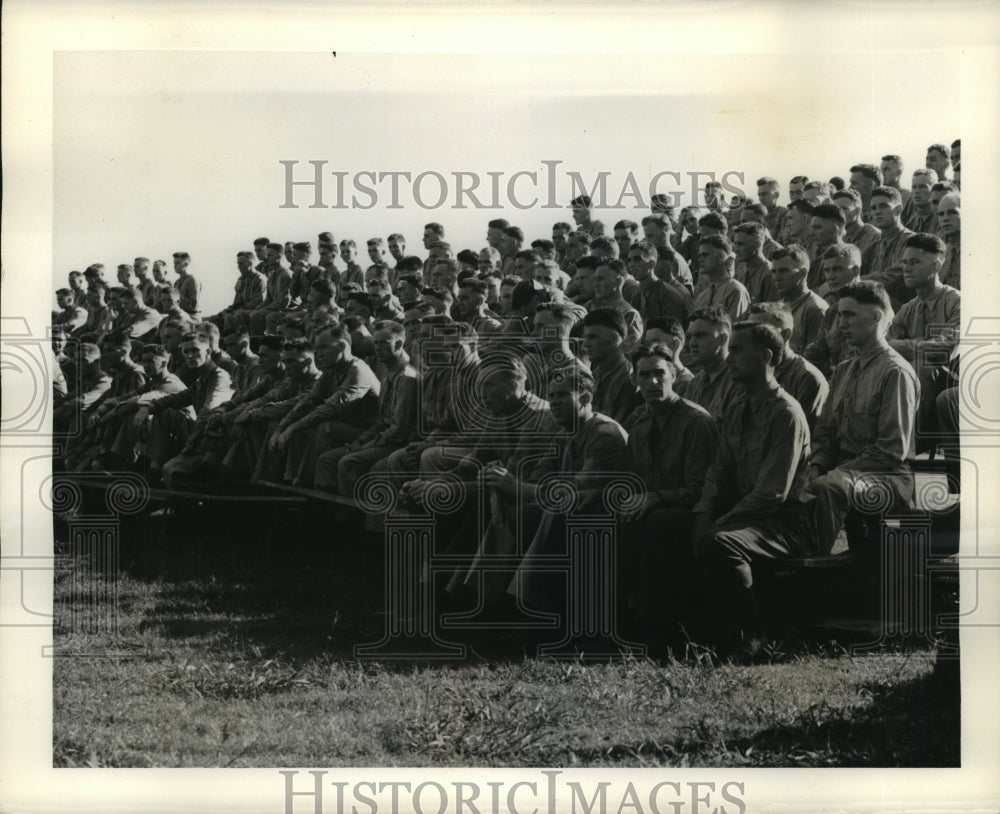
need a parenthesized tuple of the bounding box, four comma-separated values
(2, 2, 998, 812)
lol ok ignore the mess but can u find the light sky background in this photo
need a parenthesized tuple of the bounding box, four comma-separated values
(4, 3, 1000, 813)
(55, 49, 962, 314)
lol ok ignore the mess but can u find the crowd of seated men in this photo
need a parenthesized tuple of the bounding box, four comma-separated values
(52, 141, 962, 658)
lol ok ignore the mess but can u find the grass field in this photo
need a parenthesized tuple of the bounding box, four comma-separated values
(52, 498, 960, 768)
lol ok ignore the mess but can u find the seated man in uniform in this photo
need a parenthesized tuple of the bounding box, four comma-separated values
(746, 302, 829, 430)
(580, 308, 642, 426)
(313, 320, 419, 496)
(888, 233, 960, 453)
(770, 244, 828, 354)
(803, 243, 862, 377)
(691, 235, 751, 323)
(683, 306, 740, 422)
(137, 331, 234, 484)
(263, 325, 379, 487)
(805, 281, 918, 554)
(692, 321, 813, 660)
(220, 338, 322, 479)
(620, 343, 718, 641)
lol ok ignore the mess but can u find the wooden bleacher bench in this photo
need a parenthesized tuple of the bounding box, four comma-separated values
(252, 479, 360, 509)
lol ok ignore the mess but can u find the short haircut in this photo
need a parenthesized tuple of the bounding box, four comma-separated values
(628, 240, 658, 261)
(837, 280, 892, 312)
(803, 180, 831, 196)
(311, 279, 335, 298)
(689, 305, 732, 333)
(340, 239, 357, 249)
(282, 337, 314, 354)
(422, 286, 454, 305)
(552, 222, 573, 233)
(649, 195, 674, 216)
(757, 176, 778, 188)
(881, 154, 902, 165)
(870, 185, 902, 206)
(927, 143, 948, 156)
(567, 230, 592, 247)
(911, 168, 938, 184)
(787, 199, 816, 216)
(372, 319, 405, 337)
(398, 274, 423, 291)
(732, 221, 764, 240)
(89, 282, 108, 297)
(488, 218, 510, 231)
(547, 363, 596, 397)
(951, 139, 960, 148)
(789, 175, 809, 186)
(515, 248, 540, 262)
(591, 236, 618, 256)
(293, 241, 312, 253)
(500, 275, 522, 289)
(811, 203, 846, 225)
(55, 287, 73, 297)
(172, 252, 191, 261)
(456, 249, 479, 266)
(119, 287, 139, 300)
(570, 195, 593, 208)
(267, 242, 284, 253)
(849, 164, 882, 184)
(432, 258, 460, 276)
(424, 222, 445, 237)
(595, 258, 628, 277)
(748, 301, 794, 332)
(503, 226, 525, 242)
(319, 324, 352, 343)
(367, 237, 384, 247)
(698, 234, 733, 255)
(630, 342, 675, 368)
(614, 219, 640, 234)
(395, 256, 425, 274)
(931, 180, 959, 194)
(141, 343, 169, 359)
(828, 177, 846, 191)
(102, 331, 132, 350)
(575, 255, 602, 270)
(732, 321, 784, 362)
(741, 203, 768, 220)
(180, 331, 210, 348)
(698, 212, 728, 232)
(258, 335, 285, 352)
(253, 237, 271, 247)
(459, 278, 488, 296)
(644, 316, 686, 344)
(583, 307, 627, 338)
(833, 188, 863, 206)
(387, 233, 405, 243)
(534, 301, 578, 328)
(346, 292, 375, 313)
(771, 243, 811, 269)
(905, 233, 946, 255)
(822, 242, 862, 266)
(531, 238, 555, 253)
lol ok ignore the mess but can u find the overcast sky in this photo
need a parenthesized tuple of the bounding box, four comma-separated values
(55, 46, 965, 313)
